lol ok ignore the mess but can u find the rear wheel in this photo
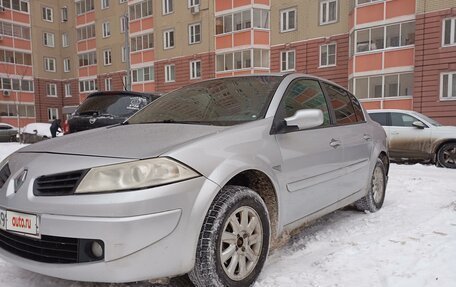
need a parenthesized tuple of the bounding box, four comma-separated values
(189, 185, 270, 287)
(355, 159, 386, 212)
(437, 143, 456, 169)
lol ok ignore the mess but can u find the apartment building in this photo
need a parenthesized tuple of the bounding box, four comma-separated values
(1, 0, 456, 127)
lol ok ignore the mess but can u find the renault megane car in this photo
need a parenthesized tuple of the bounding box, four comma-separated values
(0, 74, 388, 287)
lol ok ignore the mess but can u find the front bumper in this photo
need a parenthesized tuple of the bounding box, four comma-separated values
(0, 157, 221, 282)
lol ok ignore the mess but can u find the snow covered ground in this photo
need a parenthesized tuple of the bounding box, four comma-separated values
(0, 143, 455, 287)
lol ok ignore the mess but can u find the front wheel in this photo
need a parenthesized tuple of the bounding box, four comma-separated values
(437, 143, 456, 169)
(189, 185, 270, 287)
(355, 158, 386, 212)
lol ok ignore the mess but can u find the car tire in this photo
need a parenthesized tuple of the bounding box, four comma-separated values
(437, 143, 456, 169)
(189, 185, 270, 287)
(355, 159, 386, 212)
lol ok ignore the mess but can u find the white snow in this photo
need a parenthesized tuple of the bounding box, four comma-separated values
(0, 143, 455, 287)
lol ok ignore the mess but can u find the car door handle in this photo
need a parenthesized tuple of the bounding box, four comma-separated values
(329, 139, 341, 148)
(391, 131, 399, 135)
(363, 134, 372, 141)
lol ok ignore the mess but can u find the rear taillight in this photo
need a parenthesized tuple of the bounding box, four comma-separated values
(63, 119, 70, 134)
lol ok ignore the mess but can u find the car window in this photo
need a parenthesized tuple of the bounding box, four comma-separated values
(0, 125, 12, 130)
(349, 94, 365, 122)
(76, 95, 149, 118)
(276, 79, 330, 127)
(322, 82, 358, 125)
(128, 76, 283, 126)
(369, 112, 389, 126)
(390, 113, 419, 127)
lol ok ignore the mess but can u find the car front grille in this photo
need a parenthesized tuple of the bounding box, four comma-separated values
(0, 164, 11, 189)
(0, 229, 104, 264)
(33, 170, 87, 196)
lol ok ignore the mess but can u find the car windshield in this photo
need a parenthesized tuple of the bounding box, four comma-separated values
(76, 94, 149, 117)
(416, 113, 442, 127)
(127, 76, 283, 126)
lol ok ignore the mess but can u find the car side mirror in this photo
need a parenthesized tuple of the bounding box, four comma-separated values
(284, 109, 324, 130)
(33, 129, 38, 134)
(412, 121, 425, 129)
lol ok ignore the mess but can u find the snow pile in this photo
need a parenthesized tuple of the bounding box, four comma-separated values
(0, 143, 455, 287)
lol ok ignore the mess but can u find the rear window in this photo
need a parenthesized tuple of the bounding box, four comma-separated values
(76, 94, 149, 117)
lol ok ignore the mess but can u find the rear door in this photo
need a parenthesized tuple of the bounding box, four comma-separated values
(274, 78, 345, 223)
(388, 112, 433, 160)
(322, 83, 372, 199)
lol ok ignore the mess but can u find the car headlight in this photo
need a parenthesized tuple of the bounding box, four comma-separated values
(75, 157, 200, 194)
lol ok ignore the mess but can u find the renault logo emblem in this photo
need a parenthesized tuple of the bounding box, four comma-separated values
(14, 169, 28, 193)
(89, 118, 97, 124)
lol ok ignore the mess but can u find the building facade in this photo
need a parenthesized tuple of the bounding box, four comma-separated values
(1, 0, 456, 127)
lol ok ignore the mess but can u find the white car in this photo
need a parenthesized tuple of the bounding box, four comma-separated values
(368, 109, 456, 168)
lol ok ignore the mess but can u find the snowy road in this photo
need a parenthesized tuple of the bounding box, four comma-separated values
(1, 143, 455, 287)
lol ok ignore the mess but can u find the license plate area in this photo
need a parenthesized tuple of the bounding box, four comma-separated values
(0, 208, 40, 238)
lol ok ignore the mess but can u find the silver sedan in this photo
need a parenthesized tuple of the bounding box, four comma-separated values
(0, 74, 388, 286)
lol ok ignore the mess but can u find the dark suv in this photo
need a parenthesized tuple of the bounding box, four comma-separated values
(65, 91, 161, 134)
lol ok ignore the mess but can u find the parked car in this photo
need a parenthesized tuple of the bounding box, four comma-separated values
(0, 74, 389, 286)
(65, 91, 161, 134)
(19, 123, 61, 144)
(0, 123, 18, 142)
(368, 109, 456, 168)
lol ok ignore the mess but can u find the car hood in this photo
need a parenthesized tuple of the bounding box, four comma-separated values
(18, 123, 227, 159)
(432, 125, 456, 136)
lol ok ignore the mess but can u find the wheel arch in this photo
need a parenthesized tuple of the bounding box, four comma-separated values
(433, 139, 456, 161)
(378, 151, 390, 176)
(224, 169, 280, 247)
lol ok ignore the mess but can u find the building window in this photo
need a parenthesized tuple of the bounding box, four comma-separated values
(190, 60, 201, 79)
(64, 83, 71, 97)
(216, 14, 233, 34)
(102, 21, 111, 38)
(63, 58, 70, 72)
(129, 0, 153, 21)
(352, 73, 414, 99)
(234, 10, 252, 31)
(216, 49, 254, 72)
(103, 49, 112, 66)
(188, 0, 199, 7)
(61, 6, 68, 22)
(443, 18, 456, 47)
(77, 24, 96, 41)
(281, 50, 295, 72)
(253, 9, 270, 29)
(441, 72, 456, 100)
(48, 108, 59, 120)
(189, 23, 201, 44)
(253, 49, 270, 68)
(43, 32, 55, 47)
(78, 51, 97, 67)
(46, 83, 57, 97)
(42, 6, 53, 22)
(120, 0, 127, 3)
(101, 0, 109, 9)
(79, 79, 97, 92)
(320, 0, 338, 25)
(164, 29, 174, 49)
(163, 0, 173, 15)
(44, 57, 56, 72)
(105, 78, 112, 91)
(0, 21, 31, 40)
(130, 33, 154, 52)
(280, 8, 296, 32)
(0, 49, 32, 66)
(0, 77, 33, 92)
(165, 64, 175, 82)
(132, 66, 154, 82)
(2, 0, 29, 13)
(320, 43, 336, 67)
(120, 16, 127, 33)
(62, 33, 69, 47)
(76, 0, 95, 15)
(356, 0, 385, 5)
(121, 46, 127, 62)
(355, 22, 415, 54)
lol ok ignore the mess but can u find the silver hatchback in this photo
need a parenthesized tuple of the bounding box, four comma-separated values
(0, 74, 388, 286)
